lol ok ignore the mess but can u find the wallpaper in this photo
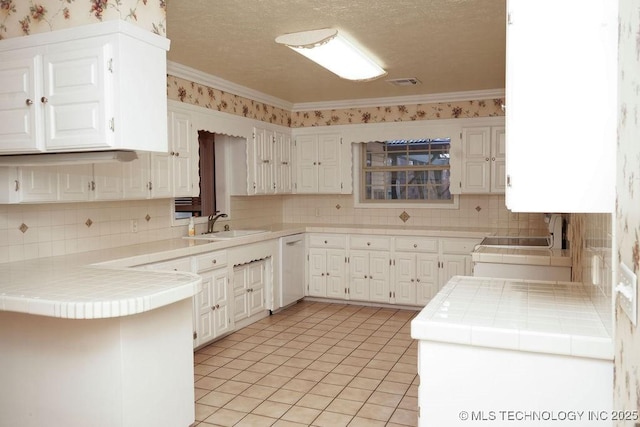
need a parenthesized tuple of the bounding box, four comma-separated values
(166, 76, 291, 127)
(0, 0, 166, 40)
(289, 99, 505, 127)
(166, 76, 505, 127)
(614, 0, 640, 422)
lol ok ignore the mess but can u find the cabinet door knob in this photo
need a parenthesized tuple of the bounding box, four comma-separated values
(212, 259, 217, 264)
(324, 240, 328, 244)
(170, 151, 175, 156)
(485, 157, 489, 161)
(413, 244, 417, 248)
(216, 304, 220, 309)
(25, 99, 33, 106)
(367, 242, 371, 246)
(211, 305, 216, 310)
(417, 278, 421, 282)
(326, 272, 330, 276)
(175, 152, 180, 157)
(41, 96, 48, 104)
(411, 278, 415, 282)
(491, 157, 496, 161)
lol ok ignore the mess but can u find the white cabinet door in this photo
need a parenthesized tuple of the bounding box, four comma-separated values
(368, 251, 390, 303)
(440, 255, 469, 290)
(326, 249, 347, 299)
(195, 272, 216, 346)
(253, 127, 273, 194)
(349, 250, 369, 301)
(43, 44, 111, 151)
(296, 135, 318, 193)
(233, 260, 267, 322)
(274, 131, 292, 193)
(416, 254, 439, 305)
(490, 127, 506, 192)
(308, 248, 327, 297)
(150, 151, 172, 198)
(317, 134, 342, 193)
(460, 126, 505, 194)
(505, 0, 616, 212)
(93, 163, 123, 201)
(58, 164, 93, 201)
(0, 53, 41, 152)
(295, 133, 343, 193)
(122, 152, 151, 200)
(18, 166, 58, 202)
(394, 254, 417, 305)
(170, 111, 195, 197)
(212, 270, 232, 337)
(461, 127, 490, 193)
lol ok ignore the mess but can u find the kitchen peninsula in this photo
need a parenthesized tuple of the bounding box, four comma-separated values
(0, 257, 202, 427)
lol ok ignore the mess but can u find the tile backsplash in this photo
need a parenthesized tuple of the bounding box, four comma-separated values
(0, 194, 546, 264)
(0, 199, 183, 263)
(280, 194, 547, 233)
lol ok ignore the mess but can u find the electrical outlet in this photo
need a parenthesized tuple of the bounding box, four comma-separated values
(616, 262, 637, 325)
(131, 219, 138, 233)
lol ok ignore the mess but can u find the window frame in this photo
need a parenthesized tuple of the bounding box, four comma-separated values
(352, 142, 460, 210)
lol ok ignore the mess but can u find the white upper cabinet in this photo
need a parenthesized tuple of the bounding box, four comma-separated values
(458, 126, 505, 194)
(505, 0, 617, 212)
(295, 133, 345, 194)
(0, 20, 170, 154)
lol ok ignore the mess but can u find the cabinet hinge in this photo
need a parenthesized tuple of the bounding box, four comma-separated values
(108, 58, 113, 73)
(193, 331, 197, 340)
(460, 132, 462, 139)
(340, 138, 343, 144)
(109, 118, 115, 132)
(14, 180, 19, 192)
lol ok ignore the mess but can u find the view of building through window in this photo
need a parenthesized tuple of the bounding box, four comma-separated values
(362, 138, 451, 203)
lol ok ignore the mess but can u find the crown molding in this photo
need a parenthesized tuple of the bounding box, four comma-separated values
(290, 89, 506, 112)
(167, 62, 504, 113)
(167, 61, 294, 111)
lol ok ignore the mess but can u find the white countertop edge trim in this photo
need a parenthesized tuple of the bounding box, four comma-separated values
(0, 276, 202, 320)
(411, 320, 613, 361)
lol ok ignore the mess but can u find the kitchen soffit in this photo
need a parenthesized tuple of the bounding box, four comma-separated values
(166, 0, 506, 104)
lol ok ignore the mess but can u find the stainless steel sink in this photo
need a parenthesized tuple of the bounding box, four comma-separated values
(185, 229, 269, 241)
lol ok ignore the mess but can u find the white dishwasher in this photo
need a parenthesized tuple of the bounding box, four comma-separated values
(279, 234, 305, 307)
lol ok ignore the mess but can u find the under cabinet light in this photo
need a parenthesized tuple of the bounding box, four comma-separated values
(275, 28, 386, 81)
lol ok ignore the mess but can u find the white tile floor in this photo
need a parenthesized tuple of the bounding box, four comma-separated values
(191, 301, 419, 426)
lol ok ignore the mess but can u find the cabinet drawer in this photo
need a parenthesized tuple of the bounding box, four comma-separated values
(308, 234, 347, 249)
(194, 251, 228, 272)
(394, 237, 439, 253)
(349, 235, 391, 251)
(441, 238, 481, 255)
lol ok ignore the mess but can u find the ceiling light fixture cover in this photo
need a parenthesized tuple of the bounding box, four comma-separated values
(275, 28, 386, 81)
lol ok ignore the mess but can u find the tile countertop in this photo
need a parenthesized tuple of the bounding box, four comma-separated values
(472, 245, 572, 267)
(410, 276, 612, 360)
(0, 223, 494, 321)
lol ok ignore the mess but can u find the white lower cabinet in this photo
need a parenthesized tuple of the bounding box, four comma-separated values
(142, 252, 233, 349)
(307, 234, 347, 298)
(348, 236, 391, 303)
(395, 253, 439, 306)
(306, 233, 482, 307)
(193, 251, 232, 348)
(233, 259, 267, 322)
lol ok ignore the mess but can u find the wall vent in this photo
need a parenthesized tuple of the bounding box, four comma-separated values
(386, 77, 421, 86)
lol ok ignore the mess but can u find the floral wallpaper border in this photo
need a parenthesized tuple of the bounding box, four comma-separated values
(167, 75, 505, 128)
(0, 0, 166, 40)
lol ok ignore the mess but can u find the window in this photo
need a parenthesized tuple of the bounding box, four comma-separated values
(361, 138, 452, 203)
(174, 131, 217, 219)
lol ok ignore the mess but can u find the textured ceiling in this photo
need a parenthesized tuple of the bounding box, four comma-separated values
(166, 0, 506, 104)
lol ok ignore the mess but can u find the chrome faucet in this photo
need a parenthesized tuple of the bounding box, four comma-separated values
(206, 212, 228, 233)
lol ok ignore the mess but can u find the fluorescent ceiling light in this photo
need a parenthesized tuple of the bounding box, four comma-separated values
(275, 28, 386, 81)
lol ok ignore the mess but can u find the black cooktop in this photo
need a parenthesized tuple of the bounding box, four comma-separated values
(480, 236, 551, 248)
